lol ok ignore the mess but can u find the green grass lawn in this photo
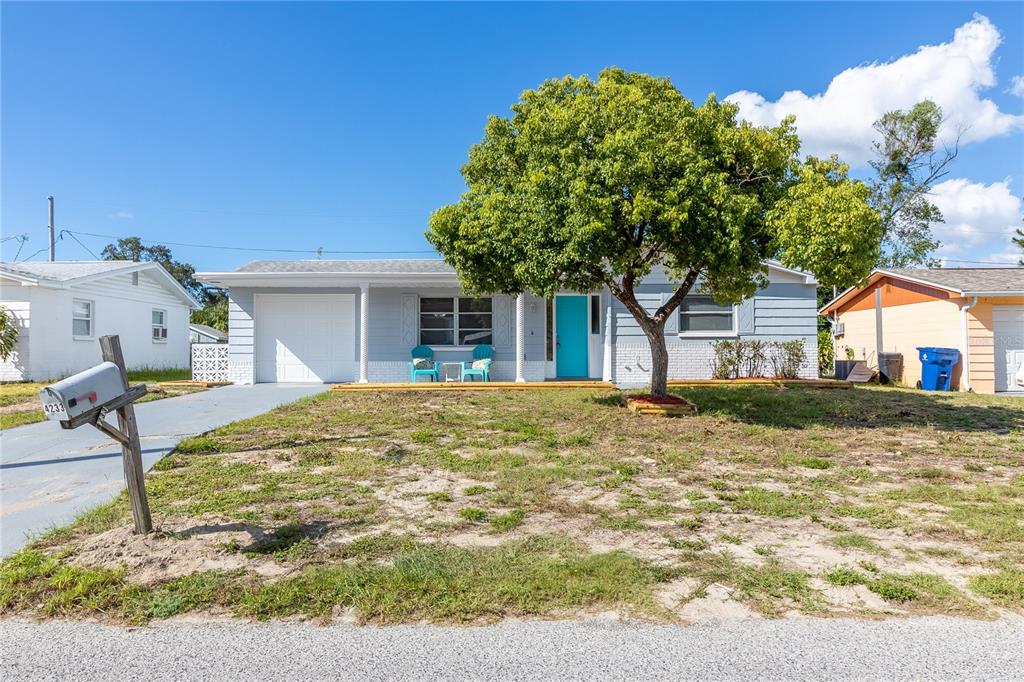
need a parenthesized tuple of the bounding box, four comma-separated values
(2, 385, 1021, 625)
(0, 368, 198, 430)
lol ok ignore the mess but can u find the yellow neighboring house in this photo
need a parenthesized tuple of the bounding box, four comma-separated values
(820, 268, 1024, 394)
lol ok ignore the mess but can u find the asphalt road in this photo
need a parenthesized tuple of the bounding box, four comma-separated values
(2, 616, 1022, 680)
(0, 383, 327, 555)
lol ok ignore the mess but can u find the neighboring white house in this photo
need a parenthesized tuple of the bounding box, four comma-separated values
(0, 261, 199, 381)
(189, 323, 227, 344)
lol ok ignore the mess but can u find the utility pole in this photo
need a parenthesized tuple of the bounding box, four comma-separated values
(48, 196, 56, 261)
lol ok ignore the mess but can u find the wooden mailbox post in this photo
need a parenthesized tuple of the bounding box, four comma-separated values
(42, 335, 152, 534)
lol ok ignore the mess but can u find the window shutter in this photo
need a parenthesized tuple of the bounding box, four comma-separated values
(737, 298, 755, 335)
(661, 292, 678, 333)
(493, 295, 511, 347)
(400, 294, 418, 347)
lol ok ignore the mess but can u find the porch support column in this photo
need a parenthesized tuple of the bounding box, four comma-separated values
(359, 283, 370, 383)
(602, 292, 614, 383)
(874, 287, 883, 365)
(515, 293, 526, 382)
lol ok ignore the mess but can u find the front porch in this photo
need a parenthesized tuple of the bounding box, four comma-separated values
(195, 260, 613, 386)
(331, 380, 615, 392)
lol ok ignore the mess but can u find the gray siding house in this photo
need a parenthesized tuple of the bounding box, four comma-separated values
(196, 260, 818, 387)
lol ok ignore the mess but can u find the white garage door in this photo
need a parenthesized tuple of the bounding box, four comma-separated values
(255, 294, 356, 383)
(993, 305, 1024, 393)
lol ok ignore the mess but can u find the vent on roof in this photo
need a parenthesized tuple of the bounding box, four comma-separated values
(132, 272, 139, 286)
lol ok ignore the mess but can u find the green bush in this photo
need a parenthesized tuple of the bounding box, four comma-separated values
(817, 329, 834, 377)
(769, 340, 806, 379)
(712, 339, 807, 379)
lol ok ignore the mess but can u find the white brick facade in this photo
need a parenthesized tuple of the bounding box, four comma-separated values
(612, 339, 818, 388)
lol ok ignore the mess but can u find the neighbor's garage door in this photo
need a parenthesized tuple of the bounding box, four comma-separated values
(255, 294, 356, 383)
(993, 305, 1024, 392)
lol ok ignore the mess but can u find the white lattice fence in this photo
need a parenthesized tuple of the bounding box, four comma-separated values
(191, 343, 229, 382)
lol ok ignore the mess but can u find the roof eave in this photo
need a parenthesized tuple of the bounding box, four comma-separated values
(817, 269, 970, 315)
(764, 260, 818, 285)
(195, 271, 461, 288)
(962, 290, 1024, 297)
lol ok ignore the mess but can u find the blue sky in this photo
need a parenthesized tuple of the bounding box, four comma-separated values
(2, 2, 1022, 271)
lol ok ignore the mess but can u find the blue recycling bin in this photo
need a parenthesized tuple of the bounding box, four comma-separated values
(916, 347, 960, 391)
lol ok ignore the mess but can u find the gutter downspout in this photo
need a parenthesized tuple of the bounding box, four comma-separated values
(960, 296, 978, 392)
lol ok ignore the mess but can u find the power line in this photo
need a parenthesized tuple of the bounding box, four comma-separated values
(64, 229, 438, 256)
(17, 246, 50, 262)
(11, 236, 29, 261)
(66, 199, 429, 220)
(941, 258, 1021, 266)
(60, 230, 100, 259)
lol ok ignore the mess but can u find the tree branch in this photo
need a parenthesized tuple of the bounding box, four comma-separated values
(653, 268, 700, 323)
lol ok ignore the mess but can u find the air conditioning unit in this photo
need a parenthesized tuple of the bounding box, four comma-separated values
(833, 322, 845, 337)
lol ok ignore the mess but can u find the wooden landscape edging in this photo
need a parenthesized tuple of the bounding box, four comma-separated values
(156, 380, 232, 389)
(332, 380, 615, 392)
(667, 378, 852, 389)
(625, 397, 698, 417)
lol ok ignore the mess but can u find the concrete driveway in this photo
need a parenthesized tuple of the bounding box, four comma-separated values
(0, 383, 327, 555)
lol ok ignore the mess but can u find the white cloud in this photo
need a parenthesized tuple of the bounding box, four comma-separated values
(725, 15, 1024, 166)
(109, 211, 134, 220)
(1010, 75, 1024, 98)
(929, 178, 1023, 263)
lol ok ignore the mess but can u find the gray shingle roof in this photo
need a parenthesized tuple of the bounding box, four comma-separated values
(233, 259, 455, 274)
(0, 260, 142, 282)
(189, 323, 228, 340)
(884, 267, 1024, 293)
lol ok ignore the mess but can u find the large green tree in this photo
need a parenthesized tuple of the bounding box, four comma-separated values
(102, 236, 226, 328)
(190, 289, 228, 333)
(102, 237, 204, 301)
(427, 69, 882, 395)
(869, 100, 957, 268)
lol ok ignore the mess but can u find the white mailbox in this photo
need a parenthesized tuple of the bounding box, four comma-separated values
(40, 361, 126, 421)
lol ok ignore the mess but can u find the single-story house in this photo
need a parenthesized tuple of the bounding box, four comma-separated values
(820, 267, 1024, 394)
(190, 323, 228, 344)
(195, 259, 819, 387)
(0, 260, 199, 381)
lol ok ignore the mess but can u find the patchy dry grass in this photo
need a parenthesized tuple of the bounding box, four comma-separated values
(2, 385, 1022, 625)
(0, 370, 201, 431)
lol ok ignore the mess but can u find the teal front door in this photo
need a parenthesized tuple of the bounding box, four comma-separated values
(556, 296, 589, 378)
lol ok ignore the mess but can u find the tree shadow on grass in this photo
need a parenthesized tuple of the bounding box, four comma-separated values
(172, 520, 329, 556)
(667, 385, 1024, 434)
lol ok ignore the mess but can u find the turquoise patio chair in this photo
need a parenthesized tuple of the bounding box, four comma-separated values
(409, 345, 440, 382)
(461, 345, 494, 382)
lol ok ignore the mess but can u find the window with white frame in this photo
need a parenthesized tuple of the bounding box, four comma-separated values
(419, 297, 492, 346)
(152, 309, 168, 342)
(678, 295, 735, 334)
(72, 299, 93, 338)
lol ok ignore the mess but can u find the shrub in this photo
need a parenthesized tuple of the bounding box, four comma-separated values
(712, 338, 807, 380)
(769, 339, 806, 379)
(711, 340, 744, 379)
(817, 329, 834, 377)
(0, 306, 18, 362)
(743, 339, 768, 378)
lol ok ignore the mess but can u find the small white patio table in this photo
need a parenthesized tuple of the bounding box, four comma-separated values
(440, 362, 463, 382)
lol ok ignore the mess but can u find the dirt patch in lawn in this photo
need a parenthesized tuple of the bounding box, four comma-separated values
(4, 386, 1023, 625)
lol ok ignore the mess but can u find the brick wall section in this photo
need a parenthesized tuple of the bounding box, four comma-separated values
(613, 339, 818, 389)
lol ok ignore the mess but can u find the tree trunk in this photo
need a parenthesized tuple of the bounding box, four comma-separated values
(642, 319, 670, 397)
(604, 268, 699, 398)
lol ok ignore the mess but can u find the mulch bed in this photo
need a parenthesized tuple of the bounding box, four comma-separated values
(625, 394, 697, 417)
